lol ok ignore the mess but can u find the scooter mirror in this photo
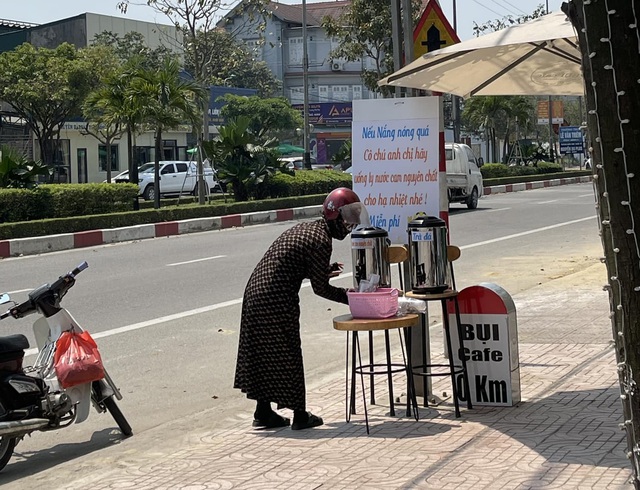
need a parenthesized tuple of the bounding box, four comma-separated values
(0, 293, 10, 305)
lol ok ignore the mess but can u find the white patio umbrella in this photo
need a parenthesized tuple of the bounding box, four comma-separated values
(378, 11, 583, 97)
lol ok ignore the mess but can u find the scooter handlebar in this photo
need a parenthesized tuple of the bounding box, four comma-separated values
(72, 261, 89, 277)
(0, 261, 89, 320)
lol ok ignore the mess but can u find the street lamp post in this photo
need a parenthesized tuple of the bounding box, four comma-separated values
(546, 0, 555, 162)
(302, 0, 311, 170)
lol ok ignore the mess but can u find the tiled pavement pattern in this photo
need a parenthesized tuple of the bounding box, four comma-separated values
(57, 262, 633, 489)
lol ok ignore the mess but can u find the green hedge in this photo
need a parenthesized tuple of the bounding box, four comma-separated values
(0, 168, 591, 240)
(0, 194, 330, 240)
(0, 183, 139, 223)
(480, 161, 564, 179)
(250, 170, 352, 199)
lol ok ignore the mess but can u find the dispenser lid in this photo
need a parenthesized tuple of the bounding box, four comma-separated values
(407, 215, 446, 229)
(350, 226, 388, 238)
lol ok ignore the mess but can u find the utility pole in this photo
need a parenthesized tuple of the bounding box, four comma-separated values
(390, 0, 402, 98)
(452, 0, 461, 142)
(302, 0, 311, 170)
(545, 0, 554, 162)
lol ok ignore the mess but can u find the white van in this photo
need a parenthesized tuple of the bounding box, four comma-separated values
(445, 143, 484, 209)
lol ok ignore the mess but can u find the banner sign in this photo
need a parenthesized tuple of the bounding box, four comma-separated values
(352, 98, 440, 244)
(559, 126, 585, 154)
(537, 100, 564, 125)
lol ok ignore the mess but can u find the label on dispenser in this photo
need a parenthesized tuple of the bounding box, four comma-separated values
(411, 230, 434, 242)
(351, 237, 375, 249)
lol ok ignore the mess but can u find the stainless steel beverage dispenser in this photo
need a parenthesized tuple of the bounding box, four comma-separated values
(407, 216, 450, 294)
(351, 227, 391, 289)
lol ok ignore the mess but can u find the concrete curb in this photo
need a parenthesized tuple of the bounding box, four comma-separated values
(482, 174, 591, 195)
(0, 177, 592, 258)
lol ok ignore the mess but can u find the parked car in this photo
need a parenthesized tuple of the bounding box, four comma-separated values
(113, 161, 221, 201)
(280, 156, 333, 171)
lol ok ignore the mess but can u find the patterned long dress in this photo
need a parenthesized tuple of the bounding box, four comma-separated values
(234, 219, 348, 411)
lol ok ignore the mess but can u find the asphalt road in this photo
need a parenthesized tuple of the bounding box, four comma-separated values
(0, 182, 603, 483)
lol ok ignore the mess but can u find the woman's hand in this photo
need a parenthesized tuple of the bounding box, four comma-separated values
(329, 262, 344, 278)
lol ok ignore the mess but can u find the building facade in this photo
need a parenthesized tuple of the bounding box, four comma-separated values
(0, 13, 188, 184)
(220, 1, 380, 164)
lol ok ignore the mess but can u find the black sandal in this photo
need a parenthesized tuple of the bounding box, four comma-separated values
(252, 411, 290, 429)
(291, 412, 324, 430)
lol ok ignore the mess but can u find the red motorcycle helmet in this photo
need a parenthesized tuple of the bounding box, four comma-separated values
(322, 187, 364, 223)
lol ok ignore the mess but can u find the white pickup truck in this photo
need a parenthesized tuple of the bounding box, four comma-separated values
(114, 161, 220, 201)
(445, 143, 484, 209)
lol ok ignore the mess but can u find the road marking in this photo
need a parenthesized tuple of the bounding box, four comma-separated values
(5, 289, 32, 295)
(24, 275, 353, 356)
(167, 255, 227, 266)
(483, 207, 511, 213)
(460, 216, 595, 250)
(34, 215, 594, 349)
(537, 200, 559, 204)
(579, 193, 594, 198)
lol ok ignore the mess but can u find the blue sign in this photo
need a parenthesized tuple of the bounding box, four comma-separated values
(559, 126, 584, 155)
(292, 102, 353, 125)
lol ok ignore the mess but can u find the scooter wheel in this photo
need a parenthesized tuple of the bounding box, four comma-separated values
(0, 436, 16, 472)
(104, 396, 133, 437)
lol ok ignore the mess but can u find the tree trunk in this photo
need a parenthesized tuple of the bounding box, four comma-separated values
(106, 139, 112, 183)
(564, 1, 640, 486)
(154, 126, 162, 210)
(127, 125, 139, 211)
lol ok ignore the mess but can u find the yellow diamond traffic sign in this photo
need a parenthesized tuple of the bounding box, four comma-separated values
(413, 0, 460, 59)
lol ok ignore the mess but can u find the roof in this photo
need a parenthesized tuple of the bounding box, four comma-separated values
(0, 18, 39, 29)
(222, 0, 433, 28)
(230, 1, 350, 26)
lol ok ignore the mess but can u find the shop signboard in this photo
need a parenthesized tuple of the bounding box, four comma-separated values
(448, 283, 521, 406)
(292, 102, 353, 125)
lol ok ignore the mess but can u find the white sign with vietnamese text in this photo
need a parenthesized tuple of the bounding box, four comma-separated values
(449, 313, 520, 406)
(352, 98, 440, 244)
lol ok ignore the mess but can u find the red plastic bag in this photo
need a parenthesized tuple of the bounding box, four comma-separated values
(53, 330, 105, 388)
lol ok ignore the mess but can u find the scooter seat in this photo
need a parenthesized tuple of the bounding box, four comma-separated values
(0, 334, 29, 353)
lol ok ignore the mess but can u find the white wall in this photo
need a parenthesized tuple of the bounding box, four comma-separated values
(55, 125, 190, 184)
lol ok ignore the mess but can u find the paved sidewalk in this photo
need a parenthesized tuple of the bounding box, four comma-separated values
(0, 176, 591, 258)
(47, 261, 632, 489)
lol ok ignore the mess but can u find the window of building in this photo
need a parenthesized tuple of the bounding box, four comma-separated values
(352, 85, 362, 100)
(289, 87, 304, 104)
(331, 85, 350, 102)
(162, 139, 177, 160)
(318, 85, 329, 102)
(77, 148, 88, 183)
(289, 37, 303, 65)
(245, 39, 263, 61)
(48, 139, 70, 183)
(98, 144, 119, 172)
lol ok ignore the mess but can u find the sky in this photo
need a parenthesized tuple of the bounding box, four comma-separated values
(2, 0, 565, 42)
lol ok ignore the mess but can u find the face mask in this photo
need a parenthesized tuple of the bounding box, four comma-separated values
(327, 216, 351, 240)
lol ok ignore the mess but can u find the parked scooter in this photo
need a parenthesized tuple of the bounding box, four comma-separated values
(0, 261, 131, 472)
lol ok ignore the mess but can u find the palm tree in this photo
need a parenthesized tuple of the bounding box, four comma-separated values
(202, 116, 286, 202)
(463, 96, 534, 163)
(131, 58, 206, 208)
(82, 77, 127, 183)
